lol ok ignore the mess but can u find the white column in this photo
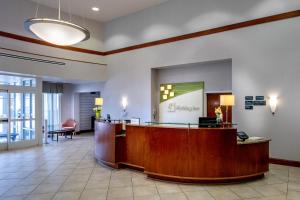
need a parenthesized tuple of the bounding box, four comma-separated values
(35, 77, 43, 145)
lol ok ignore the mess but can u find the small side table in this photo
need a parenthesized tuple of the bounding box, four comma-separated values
(48, 130, 73, 142)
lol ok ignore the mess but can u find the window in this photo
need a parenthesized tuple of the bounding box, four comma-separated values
(10, 93, 35, 141)
(0, 74, 36, 87)
(43, 93, 61, 131)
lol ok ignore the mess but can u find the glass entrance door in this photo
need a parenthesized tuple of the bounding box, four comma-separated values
(0, 91, 9, 150)
(10, 93, 36, 142)
(0, 91, 36, 150)
(0, 74, 39, 151)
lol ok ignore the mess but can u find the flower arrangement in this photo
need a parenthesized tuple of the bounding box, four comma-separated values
(93, 106, 102, 120)
(215, 106, 222, 115)
(215, 106, 223, 123)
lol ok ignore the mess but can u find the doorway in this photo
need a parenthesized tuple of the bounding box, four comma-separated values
(0, 74, 38, 151)
(79, 92, 100, 132)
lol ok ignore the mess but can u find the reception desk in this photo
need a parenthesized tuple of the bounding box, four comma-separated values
(95, 121, 270, 183)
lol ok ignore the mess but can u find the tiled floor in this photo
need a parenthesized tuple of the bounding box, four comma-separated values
(0, 134, 299, 200)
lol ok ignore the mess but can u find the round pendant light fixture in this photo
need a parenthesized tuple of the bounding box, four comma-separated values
(24, 0, 90, 46)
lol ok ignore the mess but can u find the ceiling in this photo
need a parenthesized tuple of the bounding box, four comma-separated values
(28, 0, 169, 22)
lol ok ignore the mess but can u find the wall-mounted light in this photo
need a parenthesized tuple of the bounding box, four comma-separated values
(269, 95, 278, 115)
(91, 7, 100, 12)
(121, 97, 128, 112)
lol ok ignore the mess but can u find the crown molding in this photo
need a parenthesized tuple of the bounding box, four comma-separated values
(0, 10, 299, 57)
(105, 10, 300, 55)
(0, 31, 105, 56)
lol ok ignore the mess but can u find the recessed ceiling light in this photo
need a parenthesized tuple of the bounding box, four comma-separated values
(92, 7, 100, 12)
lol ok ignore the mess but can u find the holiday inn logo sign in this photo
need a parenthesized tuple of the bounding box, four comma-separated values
(159, 82, 204, 124)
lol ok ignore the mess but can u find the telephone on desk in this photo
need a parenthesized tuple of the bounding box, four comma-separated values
(237, 131, 249, 141)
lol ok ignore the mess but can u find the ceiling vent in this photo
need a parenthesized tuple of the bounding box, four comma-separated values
(0, 52, 66, 66)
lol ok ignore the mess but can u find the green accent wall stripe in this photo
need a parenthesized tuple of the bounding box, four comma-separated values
(160, 82, 204, 103)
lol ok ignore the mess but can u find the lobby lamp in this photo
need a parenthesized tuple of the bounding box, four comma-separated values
(269, 96, 278, 115)
(95, 98, 103, 106)
(220, 95, 235, 124)
(94, 98, 103, 120)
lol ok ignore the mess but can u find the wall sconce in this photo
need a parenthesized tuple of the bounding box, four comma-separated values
(121, 97, 128, 112)
(269, 96, 278, 115)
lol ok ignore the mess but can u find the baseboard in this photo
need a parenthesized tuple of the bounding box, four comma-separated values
(77, 130, 94, 134)
(269, 157, 300, 167)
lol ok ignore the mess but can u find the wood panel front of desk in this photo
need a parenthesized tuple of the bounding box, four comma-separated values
(95, 123, 269, 183)
(122, 125, 146, 170)
(144, 127, 241, 182)
(94, 122, 123, 168)
(129, 126, 268, 183)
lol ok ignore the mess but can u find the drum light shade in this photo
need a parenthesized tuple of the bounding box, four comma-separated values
(220, 95, 235, 106)
(95, 98, 103, 106)
(24, 18, 90, 46)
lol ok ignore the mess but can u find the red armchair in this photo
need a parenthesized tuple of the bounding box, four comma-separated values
(62, 119, 77, 135)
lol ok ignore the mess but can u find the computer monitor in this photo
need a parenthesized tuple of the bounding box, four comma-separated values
(198, 117, 217, 128)
(107, 114, 111, 123)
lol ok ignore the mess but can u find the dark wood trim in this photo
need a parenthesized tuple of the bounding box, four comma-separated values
(118, 162, 145, 171)
(270, 157, 300, 168)
(0, 47, 107, 66)
(1, 10, 300, 56)
(96, 159, 119, 169)
(145, 171, 265, 183)
(0, 31, 105, 56)
(105, 10, 300, 55)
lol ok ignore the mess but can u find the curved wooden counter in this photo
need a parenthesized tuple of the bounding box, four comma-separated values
(95, 121, 269, 183)
(94, 122, 124, 168)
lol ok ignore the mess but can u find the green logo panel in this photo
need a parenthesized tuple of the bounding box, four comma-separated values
(160, 82, 204, 103)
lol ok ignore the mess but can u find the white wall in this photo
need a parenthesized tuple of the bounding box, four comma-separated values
(156, 60, 232, 92)
(102, 16, 300, 161)
(61, 83, 75, 122)
(104, 0, 300, 50)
